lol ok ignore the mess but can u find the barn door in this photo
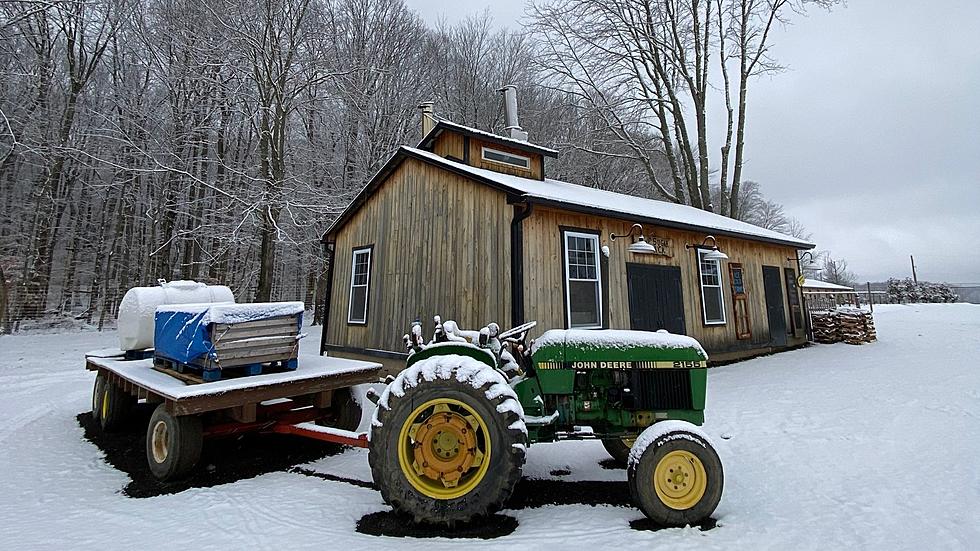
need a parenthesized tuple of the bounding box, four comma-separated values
(627, 263, 686, 335)
(762, 266, 787, 347)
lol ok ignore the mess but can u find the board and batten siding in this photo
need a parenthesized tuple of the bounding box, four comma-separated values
(326, 158, 513, 354)
(430, 132, 545, 180)
(521, 207, 806, 355)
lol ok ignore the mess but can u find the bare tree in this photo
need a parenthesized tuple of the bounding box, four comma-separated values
(821, 254, 856, 287)
(529, 0, 837, 215)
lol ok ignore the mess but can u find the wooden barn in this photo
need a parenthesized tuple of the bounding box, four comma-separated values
(319, 93, 816, 370)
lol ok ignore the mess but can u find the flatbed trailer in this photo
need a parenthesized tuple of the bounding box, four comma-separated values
(86, 349, 383, 480)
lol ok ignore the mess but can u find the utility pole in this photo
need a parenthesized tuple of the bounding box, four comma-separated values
(910, 255, 918, 283)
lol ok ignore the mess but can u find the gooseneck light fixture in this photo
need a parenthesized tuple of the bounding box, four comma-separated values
(610, 223, 658, 254)
(686, 235, 729, 261)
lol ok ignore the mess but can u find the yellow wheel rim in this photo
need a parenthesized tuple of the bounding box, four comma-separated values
(151, 420, 169, 463)
(396, 398, 492, 500)
(654, 450, 708, 510)
(101, 388, 110, 420)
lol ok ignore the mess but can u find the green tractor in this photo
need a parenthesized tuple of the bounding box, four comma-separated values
(368, 317, 723, 526)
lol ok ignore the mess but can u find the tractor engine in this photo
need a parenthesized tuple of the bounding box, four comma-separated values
(518, 329, 709, 440)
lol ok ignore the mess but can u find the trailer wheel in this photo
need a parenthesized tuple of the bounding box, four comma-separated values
(316, 387, 361, 433)
(92, 374, 107, 424)
(369, 361, 526, 524)
(628, 428, 723, 527)
(100, 379, 135, 432)
(146, 404, 203, 481)
(601, 437, 635, 465)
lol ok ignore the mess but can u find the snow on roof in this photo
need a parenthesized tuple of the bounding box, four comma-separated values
(420, 119, 559, 156)
(801, 279, 855, 291)
(403, 146, 814, 249)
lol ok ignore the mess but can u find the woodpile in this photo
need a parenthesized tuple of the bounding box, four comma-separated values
(811, 311, 839, 343)
(810, 308, 876, 345)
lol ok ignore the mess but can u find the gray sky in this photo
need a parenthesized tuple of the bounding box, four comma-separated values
(405, 0, 980, 284)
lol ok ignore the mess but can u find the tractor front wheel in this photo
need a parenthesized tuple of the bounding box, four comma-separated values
(628, 426, 723, 527)
(369, 360, 526, 524)
(601, 437, 635, 465)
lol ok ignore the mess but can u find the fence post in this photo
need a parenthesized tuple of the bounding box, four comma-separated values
(867, 281, 873, 312)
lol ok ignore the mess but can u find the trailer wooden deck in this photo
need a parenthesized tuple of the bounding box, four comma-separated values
(86, 350, 382, 416)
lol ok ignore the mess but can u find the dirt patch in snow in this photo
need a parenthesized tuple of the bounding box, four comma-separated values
(508, 478, 632, 509)
(77, 406, 345, 498)
(598, 458, 624, 470)
(629, 517, 717, 532)
(356, 512, 519, 539)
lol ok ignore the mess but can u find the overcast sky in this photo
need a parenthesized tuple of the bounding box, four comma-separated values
(405, 0, 980, 284)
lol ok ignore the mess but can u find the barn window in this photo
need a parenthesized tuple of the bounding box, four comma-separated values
(481, 147, 530, 169)
(563, 231, 602, 328)
(698, 249, 727, 325)
(348, 246, 372, 324)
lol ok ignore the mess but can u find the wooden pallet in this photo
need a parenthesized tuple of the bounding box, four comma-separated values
(153, 356, 298, 384)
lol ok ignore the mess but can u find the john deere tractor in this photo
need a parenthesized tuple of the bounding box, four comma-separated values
(368, 317, 723, 526)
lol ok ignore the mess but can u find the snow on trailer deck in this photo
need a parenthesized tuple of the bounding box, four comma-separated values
(1, 304, 979, 549)
(86, 351, 382, 415)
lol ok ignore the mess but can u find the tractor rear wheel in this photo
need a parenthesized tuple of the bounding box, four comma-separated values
(601, 437, 635, 465)
(369, 361, 526, 524)
(628, 427, 723, 527)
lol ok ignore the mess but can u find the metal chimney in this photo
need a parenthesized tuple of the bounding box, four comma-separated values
(419, 101, 435, 137)
(499, 85, 528, 142)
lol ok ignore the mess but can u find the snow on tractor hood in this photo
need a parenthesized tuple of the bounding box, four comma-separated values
(531, 329, 708, 364)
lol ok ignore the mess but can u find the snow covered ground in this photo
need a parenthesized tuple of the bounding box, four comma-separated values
(1, 304, 978, 549)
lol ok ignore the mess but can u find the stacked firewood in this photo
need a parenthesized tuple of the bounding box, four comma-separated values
(837, 308, 877, 344)
(810, 311, 839, 343)
(810, 308, 876, 345)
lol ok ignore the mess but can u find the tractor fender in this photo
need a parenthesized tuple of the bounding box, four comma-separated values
(406, 342, 497, 370)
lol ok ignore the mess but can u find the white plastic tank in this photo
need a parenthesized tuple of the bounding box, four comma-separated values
(117, 280, 235, 351)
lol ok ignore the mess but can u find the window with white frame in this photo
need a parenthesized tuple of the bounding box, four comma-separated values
(348, 247, 372, 324)
(564, 231, 602, 328)
(698, 249, 726, 325)
(481, 146, 530, 169)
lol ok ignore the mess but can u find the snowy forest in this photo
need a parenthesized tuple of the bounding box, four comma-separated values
(0, 0, 836, 332)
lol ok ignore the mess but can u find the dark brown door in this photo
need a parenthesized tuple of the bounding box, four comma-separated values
(762, 266, 787, 347)
(627, 263, 686, 335)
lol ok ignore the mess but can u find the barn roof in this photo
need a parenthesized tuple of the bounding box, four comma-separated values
(801, 279, 855, 291)
(323, 146, 815, 250)
(418, 119, 560, 157)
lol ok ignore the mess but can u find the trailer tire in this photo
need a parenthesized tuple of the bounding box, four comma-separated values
(100, 379, 135, 432)
(369, 360, 526, 525)
(316, 387, 361, 433)
(92, 374, 107, 424)
(146, 404, 203, 481)
(601, 437, 634, 466)
(628, 428, 723, 527)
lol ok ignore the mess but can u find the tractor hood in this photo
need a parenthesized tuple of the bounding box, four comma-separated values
(531, 329, 708, 366)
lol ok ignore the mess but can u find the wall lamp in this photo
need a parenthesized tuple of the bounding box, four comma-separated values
(794, 251, 815, 264)
(610, 223, 658, 254)
(686, 235, 729, 261)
